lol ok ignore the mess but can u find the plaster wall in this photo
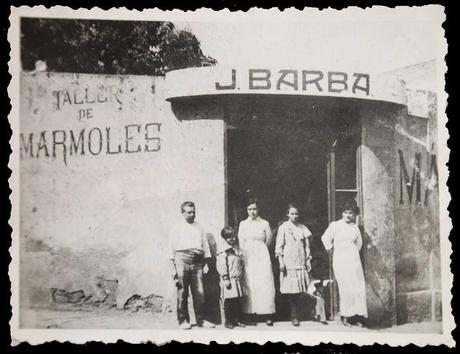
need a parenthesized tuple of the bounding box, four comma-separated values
(19, 72, 225, 322)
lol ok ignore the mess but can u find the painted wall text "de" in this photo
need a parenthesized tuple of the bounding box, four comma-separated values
(215, 69, 370, 95)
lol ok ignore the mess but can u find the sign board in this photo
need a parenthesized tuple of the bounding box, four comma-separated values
(165, 66, 407, 105)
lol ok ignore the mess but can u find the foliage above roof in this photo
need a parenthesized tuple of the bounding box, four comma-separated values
(21, 18, 217, 76)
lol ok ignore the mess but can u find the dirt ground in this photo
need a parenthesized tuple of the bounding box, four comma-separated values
(20, 308, 442, 333)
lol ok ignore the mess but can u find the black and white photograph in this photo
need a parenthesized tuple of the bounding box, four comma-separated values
(7, 6, 452, 346)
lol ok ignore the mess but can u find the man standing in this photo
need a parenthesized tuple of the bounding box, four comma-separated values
(168, 201, 215, 330)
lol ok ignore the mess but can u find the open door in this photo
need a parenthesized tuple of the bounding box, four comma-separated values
(326, 137, 362, 320)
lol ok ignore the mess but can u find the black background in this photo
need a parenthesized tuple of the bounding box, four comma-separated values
(0, 0, 456, 353)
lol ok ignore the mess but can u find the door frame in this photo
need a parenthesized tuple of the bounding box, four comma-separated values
(326, 142, 363, 320)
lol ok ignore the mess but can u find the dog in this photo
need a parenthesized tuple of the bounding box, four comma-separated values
(307, 279, 334, 324)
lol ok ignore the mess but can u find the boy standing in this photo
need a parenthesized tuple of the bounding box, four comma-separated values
(217, 226, 246, 329)
(168, 201, 215, 330)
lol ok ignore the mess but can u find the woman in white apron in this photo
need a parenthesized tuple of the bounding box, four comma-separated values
(238, 198, 276, 326)
(321, 202, 367, 327)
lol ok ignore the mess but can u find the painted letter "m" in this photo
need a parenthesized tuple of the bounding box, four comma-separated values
(398, 150, 421, 205)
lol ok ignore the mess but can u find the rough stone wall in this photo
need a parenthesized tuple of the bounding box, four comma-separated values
(359, 102, 403, 327)
(393, 91, 441, 324)
(358, 94, 440, 326)
(19, 72, 225, 326)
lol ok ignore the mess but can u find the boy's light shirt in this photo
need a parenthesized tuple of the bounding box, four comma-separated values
(167, 220, 211, 259)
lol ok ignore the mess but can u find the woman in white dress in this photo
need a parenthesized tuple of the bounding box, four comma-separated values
(275, 204, 312, 326)
(238, 198, 276, 326)
(321, 202, 367, 327)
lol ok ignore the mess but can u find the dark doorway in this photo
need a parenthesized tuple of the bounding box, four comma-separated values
(226, 122, 331, 236)
(224, 96, 361, 320)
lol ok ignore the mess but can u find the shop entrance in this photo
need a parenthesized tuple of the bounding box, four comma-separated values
(224, 96, 361, 320)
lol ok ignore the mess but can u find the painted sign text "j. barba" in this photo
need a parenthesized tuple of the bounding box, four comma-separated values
(215, 69, 370, 95)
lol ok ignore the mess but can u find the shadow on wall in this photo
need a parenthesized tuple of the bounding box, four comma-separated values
(21, 194, 206, 310)
(21, 242, 129, 310)
(23, 239, 204, 317)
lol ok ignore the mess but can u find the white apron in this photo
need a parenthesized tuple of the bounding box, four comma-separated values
(238, 217, 276, 314)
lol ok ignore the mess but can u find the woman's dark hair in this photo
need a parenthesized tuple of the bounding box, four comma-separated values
(221, 226, 235, 239)
(286, 203, 299, 215)
(245, 197, 258, 208)
(342, 200, 360, 215)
